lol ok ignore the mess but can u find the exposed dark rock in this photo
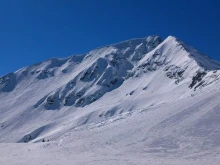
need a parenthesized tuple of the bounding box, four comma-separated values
(165, 65, 186, 84)
(189, 71, 207, 89)
(0, 73, 17, 92)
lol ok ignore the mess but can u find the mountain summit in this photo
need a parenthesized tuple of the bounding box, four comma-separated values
(1, 35, 220, 164)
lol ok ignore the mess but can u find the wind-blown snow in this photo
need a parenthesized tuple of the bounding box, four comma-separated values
(1, 35, 220, 165)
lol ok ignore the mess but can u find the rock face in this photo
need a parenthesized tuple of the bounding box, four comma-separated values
(1, 35, 220, 161)
(0, 73, 17, 92)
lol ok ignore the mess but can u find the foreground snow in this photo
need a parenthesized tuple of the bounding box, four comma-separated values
(1, 35, 220, 164)
(0, 142, 219, 165)
(1, 88, 220, 165)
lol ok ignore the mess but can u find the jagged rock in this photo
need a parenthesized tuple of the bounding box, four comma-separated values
(0, 73, 17, 92)
(189, 71, 207, 89)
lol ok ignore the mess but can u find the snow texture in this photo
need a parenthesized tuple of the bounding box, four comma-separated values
(1, 35, 220, 164)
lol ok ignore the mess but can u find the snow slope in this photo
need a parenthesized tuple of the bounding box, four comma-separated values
(1, 35, 220, 164)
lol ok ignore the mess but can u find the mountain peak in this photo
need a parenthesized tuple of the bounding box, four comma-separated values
(159, 36, 220, 70)
(1, 35, 220, 164)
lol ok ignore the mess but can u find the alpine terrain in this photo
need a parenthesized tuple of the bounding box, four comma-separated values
(1, 35, 220, 165)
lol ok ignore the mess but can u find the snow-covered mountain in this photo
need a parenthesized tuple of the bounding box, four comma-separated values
(1, 35, 220, 165)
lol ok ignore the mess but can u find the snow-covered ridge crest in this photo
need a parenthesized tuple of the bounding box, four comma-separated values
(138, 36, 220, 71)
(167, 36, 220, 70)
(1, 35, 220, 103)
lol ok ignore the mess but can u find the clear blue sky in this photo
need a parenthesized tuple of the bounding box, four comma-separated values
(0, 0, 219, 76)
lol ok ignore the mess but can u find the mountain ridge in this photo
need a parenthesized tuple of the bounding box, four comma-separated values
(1, 35, 220, 160)
(1, 35, 220, 108)
(3, 35, 219, 79)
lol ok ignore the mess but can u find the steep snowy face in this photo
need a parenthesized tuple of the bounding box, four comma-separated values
(128, 36, 220, 91)
(0, 36, 163, 110)
(2, 36, 220, 164)
(1, 35, 220, 144)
